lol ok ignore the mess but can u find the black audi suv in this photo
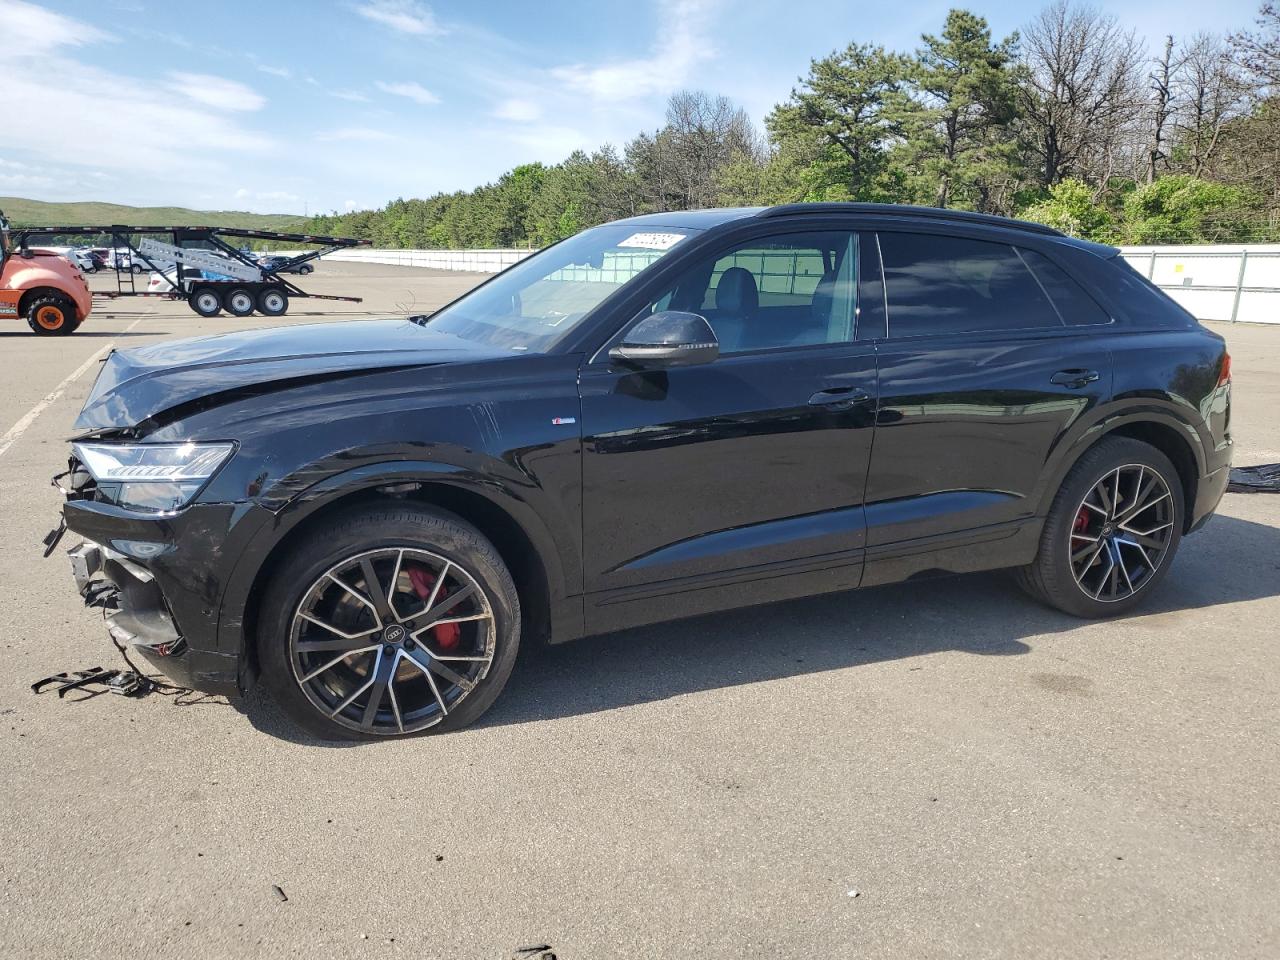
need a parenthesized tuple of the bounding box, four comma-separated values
(55, 203, 1232, 738)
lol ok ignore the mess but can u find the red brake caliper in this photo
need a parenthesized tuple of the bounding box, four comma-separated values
(1073, 508, 1090, 535)
(407, 567, 462, 650)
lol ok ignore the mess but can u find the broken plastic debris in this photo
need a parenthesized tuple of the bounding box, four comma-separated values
(1228, 463, 1280, 493)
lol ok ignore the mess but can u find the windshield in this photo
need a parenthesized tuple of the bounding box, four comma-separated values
(422, 223, 699, 351)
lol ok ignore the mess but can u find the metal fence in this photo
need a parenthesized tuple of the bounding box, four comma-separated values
(332, 244, 1280, 326)
(1119, 244, 1280, 325)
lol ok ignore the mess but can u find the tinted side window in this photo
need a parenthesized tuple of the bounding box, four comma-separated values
(1098, 258, 1197, 328)
(879, 232, 1063, 338)
(647, 231, 857, 354)
(1020, 249, 1112, 326)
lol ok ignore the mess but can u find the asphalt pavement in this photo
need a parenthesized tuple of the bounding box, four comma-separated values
(1, 261, 1277, 959)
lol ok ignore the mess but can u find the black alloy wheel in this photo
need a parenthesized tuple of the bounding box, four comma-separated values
(1018, 436, 1184, 617)
(258, 505, 521, 739)
(1068, 464, 1175, 603)
(289, 547, 497, 736)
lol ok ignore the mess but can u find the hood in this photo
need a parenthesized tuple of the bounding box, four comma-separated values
(75, 317, 514, 431)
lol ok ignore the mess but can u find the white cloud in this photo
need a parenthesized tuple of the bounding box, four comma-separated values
(354, 0, 443, 35)
(344, 200, 359, 211)
(316, 127, 397, 142)
(0, 0, 112, 53)
(1, 11, 275, 190)
(493, 98, 541, 122)
(0, 170, 55, 189)
(376, 80, 440, 105)
(169, 72, 266, 111)
(257, 64, 292, 78)
(552, 0, 717, 101)
(235, 188, 300, 203)
(331, 89, 371, 102)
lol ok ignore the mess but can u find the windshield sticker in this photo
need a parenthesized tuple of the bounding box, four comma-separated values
(617, 232, 686, 250)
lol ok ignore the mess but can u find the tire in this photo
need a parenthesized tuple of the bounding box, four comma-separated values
(26, 294, 77, 336)
(256, 287, 288, 316)
(223, 288, 256, 317)
(257, 504, 521, 740)
(129, 263, 142, 275)
(190, 287, 222, 317)
(1017, 436, 1184, 618)
(298, 264, 313, 275)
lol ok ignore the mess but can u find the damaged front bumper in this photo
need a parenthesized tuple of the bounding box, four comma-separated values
(68, 540, 187, 657)
(56, 464, 249, 697)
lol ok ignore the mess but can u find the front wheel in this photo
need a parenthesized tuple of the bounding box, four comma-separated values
(1017, 436, 1184, 617)
(258, 505, 521, 740)
(26, 295, 77, 336)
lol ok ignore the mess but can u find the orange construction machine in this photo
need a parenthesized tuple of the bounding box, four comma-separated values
(0, 209, 94, 335)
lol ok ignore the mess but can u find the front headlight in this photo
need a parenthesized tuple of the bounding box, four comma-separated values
(72, 441, 234, 513)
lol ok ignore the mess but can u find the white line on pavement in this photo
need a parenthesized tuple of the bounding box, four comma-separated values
(0, 316, 146, 460)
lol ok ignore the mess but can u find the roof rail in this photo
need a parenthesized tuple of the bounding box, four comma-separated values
(755, 202, 1063, 237)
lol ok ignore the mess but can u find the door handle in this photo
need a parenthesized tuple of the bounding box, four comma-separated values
(1050, 369, 1100, 389)
(808, 386, 871, 407)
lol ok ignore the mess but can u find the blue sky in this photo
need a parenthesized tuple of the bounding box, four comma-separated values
(0, 0, 1263, 215)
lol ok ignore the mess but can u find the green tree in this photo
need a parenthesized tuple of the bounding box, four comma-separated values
(1018, 179, 1119, 241)
(900, 9, 1024, 211)
(1120, 174, 1262, 242)
(765, 43, 911, 200)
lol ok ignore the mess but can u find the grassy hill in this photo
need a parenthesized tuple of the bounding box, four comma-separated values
(0, 196, 307, 231)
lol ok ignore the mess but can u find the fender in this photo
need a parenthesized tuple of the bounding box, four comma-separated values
(212, 458, 583, 663)
(1028, 401, 1209, 521)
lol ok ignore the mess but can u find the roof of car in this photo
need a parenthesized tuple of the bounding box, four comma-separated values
(609, 207, 766, 230)
(606, 202, 1120, 258)
(610, 202, 1067, 239)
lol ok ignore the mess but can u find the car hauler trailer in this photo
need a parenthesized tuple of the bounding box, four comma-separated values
(8, 221, 370, 322)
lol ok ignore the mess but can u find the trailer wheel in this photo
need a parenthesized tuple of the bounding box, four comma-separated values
(26, 295, 77, 336)
(224, 288, 256, 317)
(190, 288, 222, 317)
(257, 287, 289, 316)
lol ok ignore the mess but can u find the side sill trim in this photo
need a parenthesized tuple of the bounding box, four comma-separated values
(591, 548, 864, 607)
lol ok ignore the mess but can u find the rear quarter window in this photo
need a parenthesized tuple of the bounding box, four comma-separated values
(1019, 249, 1112, 326)
(1058, 249, 1197, 329)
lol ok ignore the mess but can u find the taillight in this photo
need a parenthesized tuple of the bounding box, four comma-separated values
(1218, 352, 1232, 387)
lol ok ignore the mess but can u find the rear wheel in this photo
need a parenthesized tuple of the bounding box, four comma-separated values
(1018, 436, 1184, 617)
(258, 505, 521, 740)
(26, 295, 77, 336)
(257, 287, 288, 316)
(190, 287, 222, 317)
(224, 288, 256, 317)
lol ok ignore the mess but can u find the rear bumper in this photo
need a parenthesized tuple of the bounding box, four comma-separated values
(1190, 463, 1230, 534)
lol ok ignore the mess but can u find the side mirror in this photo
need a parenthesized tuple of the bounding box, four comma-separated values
(609, 311, 719, 369)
